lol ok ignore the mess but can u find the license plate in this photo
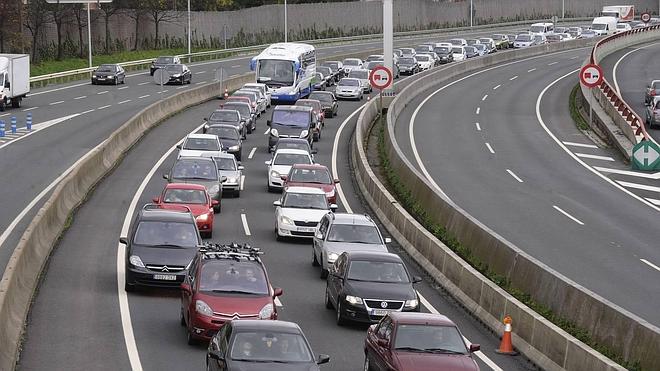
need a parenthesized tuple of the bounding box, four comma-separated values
(298, 227, 316, 232)
(97, 77, 105, 80)
(153, 274, 176, 281)
(371, 309, 390, 316)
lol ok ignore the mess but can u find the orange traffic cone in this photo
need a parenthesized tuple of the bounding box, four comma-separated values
(495, 315, 518, 355)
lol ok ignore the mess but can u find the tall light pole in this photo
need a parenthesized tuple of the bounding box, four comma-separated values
(284, 0, 288, 42)
(187, 0, 191, 55)
(383, 0, 393, 105)
(562, 0, 565, 19)
(87, 2, 92, 68)
(470, 0, 473, 27)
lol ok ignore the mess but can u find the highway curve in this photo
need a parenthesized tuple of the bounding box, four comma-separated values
(395, 46, 660, 328)
(15, 57, 541, 370)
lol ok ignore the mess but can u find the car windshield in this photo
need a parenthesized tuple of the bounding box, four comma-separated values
(394, 324, 468, 354)
(134, 221, 197, 247)
(349, 70, 369, 79)
(347, 261, 409, 283)
(592, 23, 607, 31)
(282, 192, 328, 210)
(344, 59, 360, 66)
(465, 47, 476, 53)
(230, 331, 313, 362)
(199, 260, 269, 294)
(516, 35, 532, 41)
(416, 55, 430, 61)
(163, 189, 207, 204)
(183, 138, 220, 151)
(530, 25, 546, 33)
(233, 92, 255, 102)
(272, 110, 310, 126)
(451, 47, 463, 54)
(210, 111, 239, 122)
(257, 59, 295, 86)
(289, 168, 331, 184)
(399, 58, 415, 64)
(339, 79, 359, 87)
(97, 64, 116, 72)
(156, 57, 175, 64)
(224, 103, 250, 117)
(548, 35, 561, 41)
(475, 45, 486, 51)
(166, 64, 183, 73)
(318, 67, 332, 75)
(213, 157, 237, 171)
(435, 46, 451, 53)
(172, 160, 217, 180)
(327, 224, 381, 244)
(450, 40, 463, 45)
(309, 93, 333, 103)
(273, 153, 311, 166)
(206, 127, 239, 140)
(322, 62, 339, 71)
(479, 39, 490, 43)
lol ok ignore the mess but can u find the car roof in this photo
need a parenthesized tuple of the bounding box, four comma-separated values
(388, 312, 456, 326)
(296, 99, 321, 105)
(274, 148, 310, 155)
(277, 138, 310, 144)
(339, 78, 361, 83)
(206, 123, 239, 131)
(345, 250, 403, 263)
(285, 186, 326, 194)
(309, 91, 333, 96)
(139, 207, 195, 222)
(164, 183, 207, 191)
(176, 156, 215, 163)
(223, 101, 250, 107)
(273, 105, 312, 112)
(187, 133, 218, 140)
(291, 163, 328, 170)
(231, 319, 302, 333)
(330, 212, 375, 226)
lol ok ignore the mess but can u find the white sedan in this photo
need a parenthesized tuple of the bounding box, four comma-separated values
(415, 54, 434, 70)
(452, 46, 467, 61)
(265, 148, 313, 192)
(177, 133, 224, 158)
(273, 187, 336, 240)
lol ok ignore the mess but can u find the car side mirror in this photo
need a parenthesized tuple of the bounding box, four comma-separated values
(152, 197, 159, 203)
(273, 200, 282, 207)
(266, 120, 271, 126)
(384, 237, 392, 243)
(368, 324, 377, 333)
(238, 165, 244, 170)
(273, 287, 284, 297)
(180, 282, 192, 294)
(265, 160, 271, 166)
(211, 200, 219, 206)
(330, 204, 338, 212)
(176, 144, 182, 149)
(208, 350, 225, 361)
(412, 275, 422, 283)
(469, 344, 481, 352)
(377, 338, 389, 348)
(203, 117, 208, 121)
(315, 232, 324, 240)
(220, 176, 227, 183)
(162, 174, 169, 180)
(316, 354, 330, 365)
(119, 237, 128, 245)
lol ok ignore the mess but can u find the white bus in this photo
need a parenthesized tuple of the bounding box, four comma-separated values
(250, 43, 316, 103)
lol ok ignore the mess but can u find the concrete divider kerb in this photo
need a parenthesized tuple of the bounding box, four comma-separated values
(352, 39, 659, 370)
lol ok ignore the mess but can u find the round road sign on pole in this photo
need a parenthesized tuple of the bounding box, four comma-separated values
(641, 12, 651, 23)
(369, 66, 393, 90)
(579, 64, 603, 88)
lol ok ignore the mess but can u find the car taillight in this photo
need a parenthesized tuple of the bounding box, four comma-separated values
(252, 102, 256, 108)
(652, 90, 657, 96)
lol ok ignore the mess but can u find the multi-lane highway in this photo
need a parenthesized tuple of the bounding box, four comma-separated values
(5, 27, 574, 371)
(396, 46, 660, 328)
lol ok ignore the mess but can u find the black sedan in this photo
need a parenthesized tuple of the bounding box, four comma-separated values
(150, 55, 181, 76)
(204, 124, 243, 160)
(91, 64, 125, 85)
(398, 57, 419, 75)
(203, 109, 247, 139)
(434, 46, 454, 64)
(317, 66, 335, 86)
(325, 251, 422, 325)
(207, 320, 330, 371)
(165, 63, 192, 85)
(321, 60, 344, 82)
(309, 91, 338, 118)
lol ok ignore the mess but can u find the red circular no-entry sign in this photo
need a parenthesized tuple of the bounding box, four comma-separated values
(579, 64, 603, 88)
(369, 66, 393, 90)
(641, 12, 651, 23)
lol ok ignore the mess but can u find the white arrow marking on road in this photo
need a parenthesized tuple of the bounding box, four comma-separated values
(633, 145, 660, 166)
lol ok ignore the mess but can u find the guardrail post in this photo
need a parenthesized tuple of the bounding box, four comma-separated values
(26, 113, 32, 131)
(10, 116, 17, 134)
(0, 120, 5, 137)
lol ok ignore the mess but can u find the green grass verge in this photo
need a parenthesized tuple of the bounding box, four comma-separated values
(569, 83, 591, 131)
(374, 117, 642, 371)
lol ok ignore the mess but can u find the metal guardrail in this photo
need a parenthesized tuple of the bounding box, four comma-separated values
(589, 26, 660, 142)
(29, 17, 591, 86)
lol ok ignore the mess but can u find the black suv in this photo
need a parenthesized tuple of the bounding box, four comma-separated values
(120, 204, 202, 291)
(325, 251, 421, 325)
(267, 105, 317, 152)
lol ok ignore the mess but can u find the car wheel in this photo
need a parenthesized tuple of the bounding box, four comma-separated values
(247, 125, 253, 134)
(91, 80, 96, 85)
(187, 330, 199, 345)
(312, 249, 320, 266)
(204, 230, 213, 239)
(180, 309, 186, 326)
(324, 284, 333, 308)
(364, 356, 371, 371)
(336, 301, 346, 326)
(213, 203, 221, 214)
(124, 281, 135, 292)
(234, 189, 241, 198)
(320, 265, 328, 279)
(11, 98, 22, 109)
(267, 184, 275, 193)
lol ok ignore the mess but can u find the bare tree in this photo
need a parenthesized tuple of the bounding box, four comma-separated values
(47, 1, 72, 60)
(143, 0, 179, 48)
(24, 0, 51, 62)
(127, 0, 147, 50)
(98, 1, 122, 53)
(0, 0, 22, 53)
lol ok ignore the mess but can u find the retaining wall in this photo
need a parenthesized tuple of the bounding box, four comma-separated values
(352, 39, 660, 370)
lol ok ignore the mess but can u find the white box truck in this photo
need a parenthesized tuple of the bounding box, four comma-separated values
(602, 5, 635, 22)
(592, 16, 618, 36)
(0, 54, 30, 111)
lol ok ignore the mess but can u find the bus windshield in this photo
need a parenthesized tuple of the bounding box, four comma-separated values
(257, 59, 295, 87)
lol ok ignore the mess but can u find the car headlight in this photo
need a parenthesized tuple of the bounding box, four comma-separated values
(195, 300, 213, 316)
(129, 255, 144, 268)
(259, 303, 274, 319)
(270, 170, 280, 179)
(300, 130, 309, 138)
(196, 213, 209, 222)
(172, 74, 181, 78)
(327, 252, 339, 263)
(209, 184, 220, 195)
(345, 295, 363, 305)
(228, 145, 240, 151)
(279, 215, 294, 225)
(270, 128, 279, 137)
(227, 176, 238, 184)
(288, 90, 297, 95)
(92, 74, 97, 78)
(404, 299, 419, 309)
(110, 75, 115, 79)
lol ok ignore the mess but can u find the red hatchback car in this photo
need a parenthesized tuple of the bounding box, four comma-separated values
(152, 183, 217, 238)
(281, 164, 339, 204)
(180, 243, 283, 345)
(364, 312, 480, 371)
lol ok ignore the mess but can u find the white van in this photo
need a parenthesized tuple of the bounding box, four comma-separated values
(592, 16, 618, 36)
(529, 22, 554, 36)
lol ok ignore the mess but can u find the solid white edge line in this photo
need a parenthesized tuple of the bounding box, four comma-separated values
(535, 69, 660, 212)
(485, 142, 495, 154)
(552, 205, 585, 225)
(248, 147, 257, 159)
(574, 153, 615, 161)
(646, 198, 660, 205)
(241, 214, 251, 235)
(506, 169, 524, 183)
(562, 141, 598, 149)
(592, 166, 660, 179)
(612, 41, 660, 95)
(331, 104, 366, 214)
(640, 258, 660, 271)
(475, 122, 481, 131)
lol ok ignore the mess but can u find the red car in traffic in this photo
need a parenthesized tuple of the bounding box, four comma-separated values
(152, 183, 217, 238)
(364, 312, 481, 371)
(281, 164, 339, 204)
(180, 244, 283, 344)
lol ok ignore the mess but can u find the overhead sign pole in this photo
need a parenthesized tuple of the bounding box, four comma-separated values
(382, 0, 394, 107)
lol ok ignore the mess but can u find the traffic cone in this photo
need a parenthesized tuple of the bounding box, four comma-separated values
(495, 315, 518, 355)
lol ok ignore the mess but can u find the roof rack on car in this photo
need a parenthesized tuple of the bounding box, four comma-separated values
(141, 203, 192, 213)
(199, 242, 263, 261)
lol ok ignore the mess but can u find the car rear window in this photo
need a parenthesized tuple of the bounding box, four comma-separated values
(163, 189, 207, 204)
(134, 221, 198, 247)
(289, 168, 331, 184)
(206, 126, 239, 140)
(273, 153, 311, 166)
(210, 111, 239, 122)
(183, 138, 221, 151)
(327, 224, 381, 244)
(172, 160, 217, 180)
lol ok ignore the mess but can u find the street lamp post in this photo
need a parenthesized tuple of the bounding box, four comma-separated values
(187, 0, 191, 56)
(470, 0, 473, 27)
(284, 0, 288, 42)
(562, 0, 565, 19)
(87, 2, 92, 68)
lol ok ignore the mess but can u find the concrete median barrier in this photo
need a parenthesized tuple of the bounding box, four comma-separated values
(352, 39, 659, 370)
